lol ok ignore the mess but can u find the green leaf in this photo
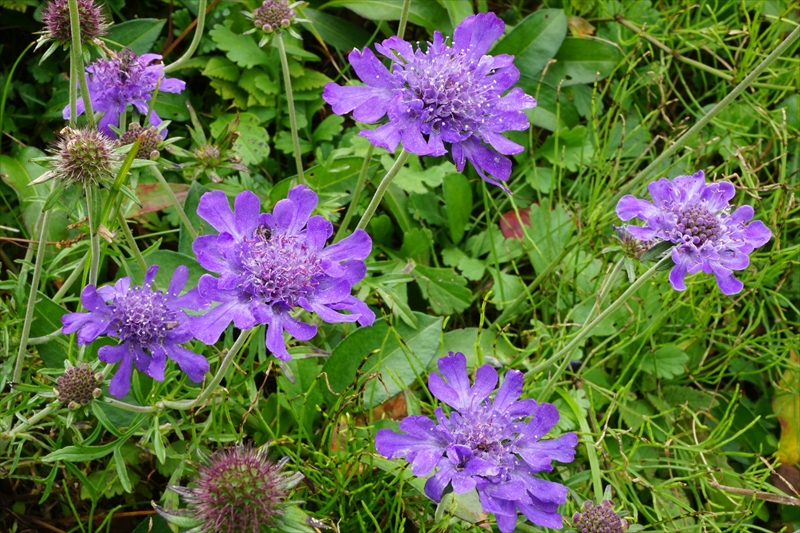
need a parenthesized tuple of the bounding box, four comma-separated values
(640, 346, 689, 379)
(524, 203, 575, 274)
(0, 148, 49, 236)
(523, 83, 580, 132)
(235, 117, 271, 165)
(202, 56, 240, 82)
(542, 37, 622, 87)
(302, 7, 371, 51)
(106, 19, 166, 55)
(274, 131, 312, 156)
(113, 447, 132, 493)
(325, 0, 451, 33)
(486, 267, 525, 310)
(42, 418, 144, 462)
(179, 181, 210, 256)
(442, 173, 472, 243)
(539, 125, 595, 171)
(437, 0, 472, 28)
(640, 240, 673, 262)
(413, 265, 471, 315)
(153, 92, 191, 122)
(311, 115, 344, 142)
(323, 319, 390, 395)
(30, 291, 65, 338)
(126, 250, 205, 289)
(492, 9, 567, 81)
(209, 23, 270, 69)
(292, 70, 333, 92)
(400, 227, 433, 258)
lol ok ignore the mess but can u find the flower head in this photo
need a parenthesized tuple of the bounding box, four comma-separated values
(375, 352, 578, 532)
(155, 444, 320, 533)
(572, 497, 629, 533)
(31, 126, 120, 190)
(61, 265, 209, 398)
(613, 225, 657, 260)
(119, 122, 163, 160)
(192, 186, 374, 359)
(616, 171, 772, 295)
(323, 12, 536, 191)
(36, 0, 110, 59)
(243, 0, 306, 45)
(54, 363, 103, 408)
(62, 50, 185, 137)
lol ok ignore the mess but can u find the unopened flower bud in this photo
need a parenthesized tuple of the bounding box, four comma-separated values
(120, 122, 162, 160)
(39, 0, 109, 48)
(253, 0, 297, 34)
(573, 499, 629, 533)
(54, 363, 103, 408)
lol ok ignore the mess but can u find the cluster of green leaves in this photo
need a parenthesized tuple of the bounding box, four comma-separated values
(1, 0, 799, 532)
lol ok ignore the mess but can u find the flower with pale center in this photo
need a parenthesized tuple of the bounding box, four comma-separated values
(323, 12, 536, 191)
(191, 185, 374, 360)
(617, 171, 772, 295)
(375, 352, 577, 532)
(61, 265, 209, 398)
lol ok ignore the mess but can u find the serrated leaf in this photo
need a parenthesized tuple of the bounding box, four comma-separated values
(311, 114, 344, 142)
(400, 227, 433, 258)
(238, 69, 273, 107)
(209, 24, 270, 69)
(413, 265, 471, 315)
(209, 79, 249, 108)
(640, 346, 689, 379)
(293, 69, 333, 91)
(202, 56, 239, 81)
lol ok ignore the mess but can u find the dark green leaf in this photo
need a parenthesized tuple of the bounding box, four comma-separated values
(106, 19, 166, 55)
(492, 9, 567, 81)
(442, 173, 472, 243)
(640, 346, 689, 379)
(209, 24, 270, 69)
(202, 56, 240, 82)
(413, 265, 471, 315)
(323, 319, 390, 395)
(325, 0, 451, 33)
(542, 37, 622, 87)
(640, 240, 673, 262)
(303, 8, 372, 51)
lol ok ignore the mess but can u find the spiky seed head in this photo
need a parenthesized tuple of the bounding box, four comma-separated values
(54, 363, 103, 408)
(573, 500, 629, 533)
(168, 445, 304, 533)
(193, 144, 223, 167)
(119, 122, 162, 160)
(33, 127, 119, 188)
(252, 0, 297, 33)
(40, 0, 110, 46)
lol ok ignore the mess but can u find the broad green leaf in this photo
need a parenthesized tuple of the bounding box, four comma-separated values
(302, 7, 372, 51)
(153, 92, 192, 122)
(126, 250, 205, 289)
(305, 156, 378, 193)
(324, 0, 451, 34)
(323, 319, 390, 395)
(487, 267, 525, 311)
(400, 227, 433, 258)
(437, 0, 473, 28)
(640, 346, 689, 379)
(293, 70, 333, 92)
(442, 173, 472, 243)
(0, 148, 49, 236)
(106, 19, 165, 55)
(202, 56, 240, 82)
(274, 131, 312, 156)
(235, 121, 271, 165)
(542, 37, 622, 87)
(209, 23, 270, 69)
(413, 265, 471, 315)
(30, 291, 66, 338)
(523, 83, 580, 132)
(492, 9, 567, 81)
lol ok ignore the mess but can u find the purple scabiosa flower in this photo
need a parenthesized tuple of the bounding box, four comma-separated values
(616, 171, 772, 295)
(322, 12, 536, 191)
(192, 185, 374, 360)
(62, 50, 185, 137)
(61, 265, 209, 398)
(375, 352, 578, 532)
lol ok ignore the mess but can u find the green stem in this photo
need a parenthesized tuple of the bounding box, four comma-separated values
(85, 185, 101, 285)
(5, 403, 57, 438)
(614, 23, 800, 203)
(276, 33, 305, 185)
(164, 329, 253, 410)
(53, 254, 88, 303)
(116, 210, 148, 275)
(103, 397, 154, 413)
(12, 209, 52, 384)
(397, 0, 412, 39)
(15, 208, 45, 301)
(528, 255, 671, 391)
(163, 0, 207, 74)
(356, 149, 409, 231)
(68, 46, 78, 127)
(334, 144, 374, 243)
(151, 167, 197, 240)
(68, 0, 95, 128)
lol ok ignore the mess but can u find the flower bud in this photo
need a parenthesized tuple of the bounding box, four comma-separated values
(120, 122, 162, 160)
(54, 363, 103, 408)
(573, 499, 629, 533)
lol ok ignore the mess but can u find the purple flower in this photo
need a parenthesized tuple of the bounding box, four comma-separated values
(192, 185, 375, 360)
(63, 50, 185, 137)
(616, 171, 772, 295)
(375, 352, 577, 532)
(61, 265, 209, 398)
(322, 12, 536, 191)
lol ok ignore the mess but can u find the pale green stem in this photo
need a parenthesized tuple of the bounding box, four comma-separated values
(614, 23, 800, 203)
(68, 0, 95, 128)
(116, 210, 148, 275)
(164, 329, 253, 410)
(151, 167, 197, 239)
(334, 144, 373, 243)
(397, 0, 412, 39)
(163, 0, 208, 74)
(53, 254, 88, 303)
(68, 46, 77, 127)
(15, 208, 45, 301)
(356, 149, 409, 231)
(5, 403, 57, 438)
(85, 185, 101, 285)
(528, 255, 672, 394)
(28, 328, 62, 345)
(103, 397, 154, 413)
(12, 209, 52, 385)
(275, 33, 305, 185)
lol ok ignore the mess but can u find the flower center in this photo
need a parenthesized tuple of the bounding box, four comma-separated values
(450, 406, 516, 477)
(109, 285, 176, 344)
(398, 45, 494, 139)
(674, 205, 721, 246)
(239, 228, 324, 307)
(253, 0, 296, 33)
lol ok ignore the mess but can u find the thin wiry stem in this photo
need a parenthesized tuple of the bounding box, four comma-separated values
(151, 166, 197, 240)
(53, 254, 88, 303)
(163, 0, 208, 74)
(356, 149, 409, 231)
(334, 144, 373, 243)
(116, 210, 148, 276)
(68, 0, 95, 127)
(276, 32, 305, 185)
(397, 0, 412, 39)
(85, 185, 101, 285)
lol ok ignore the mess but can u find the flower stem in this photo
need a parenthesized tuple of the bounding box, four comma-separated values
(356, 148, 409, 231)
(12, 209, 52, 385)
(164, 329, 254, 410)
(163, 0, 207, 74)
(334, 144, 373, 243)
(116, 210, 148, 275)
(85, 185, 101, 285)
(529, 254, 671, 395)
(614, 23, 800, 203)
(53, 254, 88, 303)
(5, 403, 57, 438)
(67, 0, 95, 128)
(275, 32, 305, 185)
(151, 167, 197, 240)
(397, 0, 412, 39)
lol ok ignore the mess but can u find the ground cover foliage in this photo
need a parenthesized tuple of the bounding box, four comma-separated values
(0, 0, 799, 532)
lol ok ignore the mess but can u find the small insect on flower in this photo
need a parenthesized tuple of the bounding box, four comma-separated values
(616, 171, 772, 295)
(61, 265, 209, 398)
